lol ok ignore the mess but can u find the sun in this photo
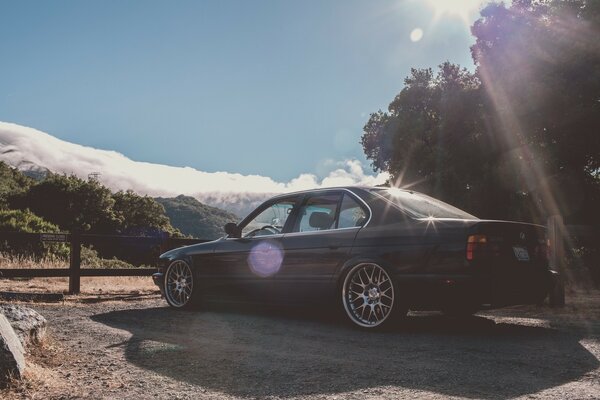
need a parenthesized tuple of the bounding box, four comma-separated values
(424, 0, 487, 25)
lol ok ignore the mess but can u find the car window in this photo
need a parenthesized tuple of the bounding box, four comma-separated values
(338, 194, 368, 228)
(371, 188, 478, 219)
(241, 198, 296, 238)
(293, 193, 341, 233)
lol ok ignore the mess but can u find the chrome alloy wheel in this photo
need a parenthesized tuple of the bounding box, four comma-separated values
(342, 263, 394, 327)
(165, 260, 194, 308)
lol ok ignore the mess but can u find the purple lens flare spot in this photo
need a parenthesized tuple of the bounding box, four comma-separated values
(247, 240, 284, 277)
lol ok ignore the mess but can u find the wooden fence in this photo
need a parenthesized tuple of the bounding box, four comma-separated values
(0, 232, 209, 294)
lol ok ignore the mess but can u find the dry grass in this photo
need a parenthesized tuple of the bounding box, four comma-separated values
(0, 255, 68, 269)
(0, 334, 67, 400)
(0, 254, 158, 296)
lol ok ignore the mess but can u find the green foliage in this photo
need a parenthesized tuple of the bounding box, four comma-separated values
(361, 62, 502, 218)
(8, 174, 183, 237)
(0, 208, 60, 233)
(155, 195, 238, 239)
(0, 162, 33, 209)
(10, 173, 119, 232)
(361, 0, 600, 225)
(80, 245, 136, 269)
(0, 209, 68, 260)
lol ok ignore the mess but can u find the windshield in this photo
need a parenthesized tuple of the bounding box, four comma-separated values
(372, 188, 478, 219)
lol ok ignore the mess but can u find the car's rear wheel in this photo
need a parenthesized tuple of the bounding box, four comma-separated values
(164, 260, 198, 309)
(342, 263, 405, 329)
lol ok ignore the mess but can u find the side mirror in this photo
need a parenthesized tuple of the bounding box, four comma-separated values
(224, 222, 241, 238)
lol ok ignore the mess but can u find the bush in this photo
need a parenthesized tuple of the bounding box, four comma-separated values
(0, 209, 68, 260)
(80, 246, 137, 269)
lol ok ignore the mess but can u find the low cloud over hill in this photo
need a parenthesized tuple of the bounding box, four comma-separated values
(0, 122, 388, 214)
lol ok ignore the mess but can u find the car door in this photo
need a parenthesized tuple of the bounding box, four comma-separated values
(275, 190, 369, 304)
(204, 195, 300, 303)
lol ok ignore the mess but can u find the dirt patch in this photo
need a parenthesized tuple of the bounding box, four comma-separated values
(1, 290, 599, 399)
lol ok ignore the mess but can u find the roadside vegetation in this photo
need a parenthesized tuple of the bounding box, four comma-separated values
(0, 162, 182, 265)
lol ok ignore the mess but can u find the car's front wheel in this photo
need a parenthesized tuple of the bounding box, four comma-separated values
(341, 263, 406, 329)
(164, 260, 198, 309)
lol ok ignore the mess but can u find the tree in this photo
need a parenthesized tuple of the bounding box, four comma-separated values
(112, 190, 182, 237)
(361, 62, 512, 218)
(470, 0, 600, 223)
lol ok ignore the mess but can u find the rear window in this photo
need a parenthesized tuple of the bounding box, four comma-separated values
(371, 188, 478, 219)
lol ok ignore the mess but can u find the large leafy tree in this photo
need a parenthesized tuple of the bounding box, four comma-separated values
(362, 0, 600, 224)
(361, 62, 512, 218)
(471, 0, 600, 223)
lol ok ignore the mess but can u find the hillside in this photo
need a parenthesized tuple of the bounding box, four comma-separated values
(155, 195, 239, 240)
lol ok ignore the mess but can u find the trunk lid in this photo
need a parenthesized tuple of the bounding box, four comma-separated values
(468, 220, 547, 264)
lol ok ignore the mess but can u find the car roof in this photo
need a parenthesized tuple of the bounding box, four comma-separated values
(265, 185, 413, 201)
(267, 185, 374, 199)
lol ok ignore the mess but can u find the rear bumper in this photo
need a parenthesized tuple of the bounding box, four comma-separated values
(152, 272, 165, 297)
(397, 269, 556, 310)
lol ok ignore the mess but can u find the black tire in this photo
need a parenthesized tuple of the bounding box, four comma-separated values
(341, 262, 407, 329)
(164, 260, 201, 310)
(549, 275, 565, 308)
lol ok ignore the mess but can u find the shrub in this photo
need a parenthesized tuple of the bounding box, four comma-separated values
(0, 209, 69, 260)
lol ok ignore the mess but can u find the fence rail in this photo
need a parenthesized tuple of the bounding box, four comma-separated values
(0, 231, 209, 294)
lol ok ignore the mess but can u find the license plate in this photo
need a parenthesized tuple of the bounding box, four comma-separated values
(513, 246, 530, 261)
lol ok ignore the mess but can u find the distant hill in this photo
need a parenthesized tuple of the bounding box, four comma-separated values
(195, 191, 271, 220)
(155, 195, 239, 240)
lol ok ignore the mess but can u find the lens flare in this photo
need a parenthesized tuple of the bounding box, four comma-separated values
(410, 28, 424, 42)
(247, 240, 284, 277)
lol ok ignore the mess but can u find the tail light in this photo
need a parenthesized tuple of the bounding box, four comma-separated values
(466, 234, 487, 261)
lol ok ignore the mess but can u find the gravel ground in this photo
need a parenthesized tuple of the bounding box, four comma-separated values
(2, 290, 599, 400)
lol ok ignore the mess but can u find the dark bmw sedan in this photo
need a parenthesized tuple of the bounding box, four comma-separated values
(154, 186, 557, 329)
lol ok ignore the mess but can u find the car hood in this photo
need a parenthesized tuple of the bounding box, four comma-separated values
(159, 238, 223, 261)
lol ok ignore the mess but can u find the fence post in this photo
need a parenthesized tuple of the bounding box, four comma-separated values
(547, 215, 566, 307)
(69, 231, 81, 295)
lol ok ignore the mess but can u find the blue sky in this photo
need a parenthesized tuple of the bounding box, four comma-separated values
(0, 0, 483, 181)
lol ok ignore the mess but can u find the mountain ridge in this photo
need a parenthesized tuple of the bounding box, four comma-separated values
(155, 195, 239, 240)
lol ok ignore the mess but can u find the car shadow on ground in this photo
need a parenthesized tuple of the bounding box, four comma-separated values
(92, 304, 599, 399)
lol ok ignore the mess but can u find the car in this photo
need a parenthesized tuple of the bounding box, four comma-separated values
(153, 186, 557, 329)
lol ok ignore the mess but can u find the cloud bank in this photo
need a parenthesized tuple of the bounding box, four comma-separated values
(0, 122, 388, 214)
